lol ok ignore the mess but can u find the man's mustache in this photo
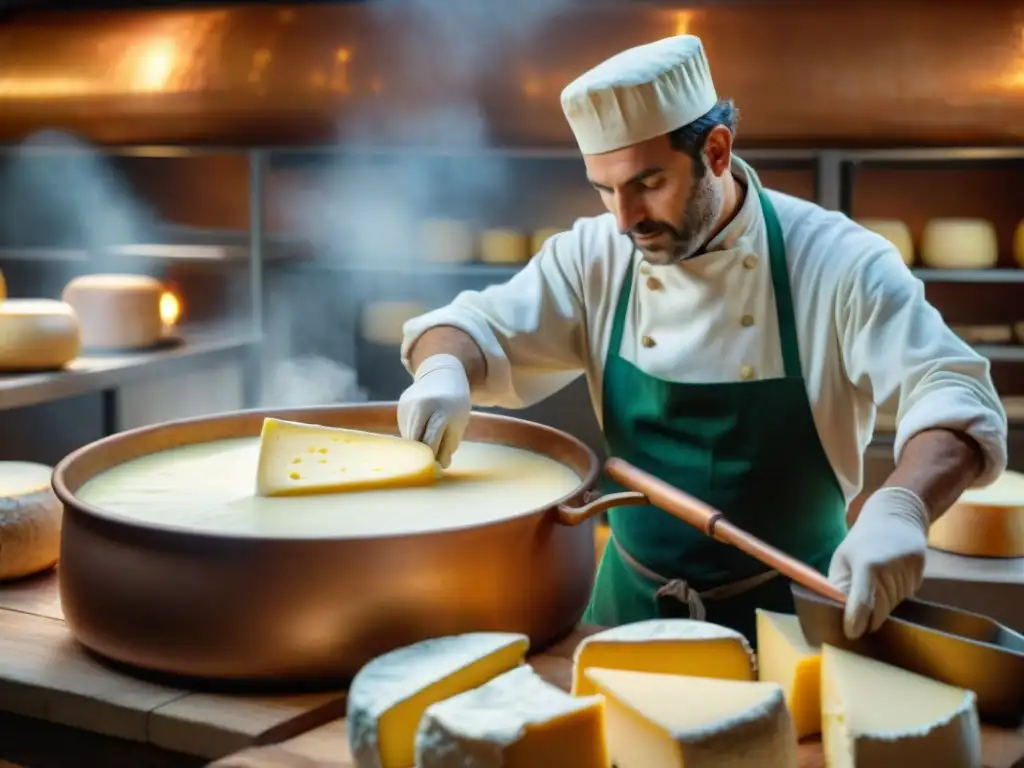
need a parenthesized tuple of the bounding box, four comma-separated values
(626, 221, 680, 238)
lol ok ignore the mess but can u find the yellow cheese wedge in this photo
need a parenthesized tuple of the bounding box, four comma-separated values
(0, 462, 63, 581)
(346, 632, 530, 768)
(928, 469, 1024, 557)
(755, 609, 821, 738)
(571, 619, 755, 697)
(821, 645, 981, 767)
(254, 418, 438, 497)
(415, 665, 608, 768)
(585, 668, 797, 768)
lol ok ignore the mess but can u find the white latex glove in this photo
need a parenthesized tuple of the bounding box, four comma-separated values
(827, 486, 929, 640)
(397, 354, 471, 469)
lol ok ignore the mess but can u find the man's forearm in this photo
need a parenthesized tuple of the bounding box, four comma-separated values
(882, 428, 986, 523)
(407, 326, 488, 388)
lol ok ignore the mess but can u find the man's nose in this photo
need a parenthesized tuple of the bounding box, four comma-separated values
(611, 192, 645, 234)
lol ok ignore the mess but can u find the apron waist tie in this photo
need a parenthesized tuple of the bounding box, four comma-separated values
(612, 533, 780, 622)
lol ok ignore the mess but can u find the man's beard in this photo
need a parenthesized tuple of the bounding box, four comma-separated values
(628, 172, 724, 265)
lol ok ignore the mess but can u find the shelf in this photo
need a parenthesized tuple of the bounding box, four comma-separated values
(975, 345, 1024, 362)
(275, 259, 523, 280)
(911, 268, 1024, 283)
(844, 147, 1024, 164)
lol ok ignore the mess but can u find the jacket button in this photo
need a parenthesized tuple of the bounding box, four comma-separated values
(741, 314, 755, 327)
(646, 277, 663, 291)
(739, 364, 755, 380)
(641, 335, 656, 348)
(743, 254, 758, 269)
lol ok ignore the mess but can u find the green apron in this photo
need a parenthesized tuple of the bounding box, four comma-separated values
(583, 183, 849, 646)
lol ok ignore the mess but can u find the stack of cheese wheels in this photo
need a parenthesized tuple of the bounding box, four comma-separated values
(0, 299, 81, 372)
(421, 219, 475, 263)
(479, 228, 529, 265)
(928, 469, 1024, 557)
(1014, 218, 1024, 268)
(0, 461, 63, 581)
(920, 218, 998, 270)
(858, 218, 914, 266)
(531, 226, 562, 255)
(62, 273, 165, 351)
(345, 615, 983, 767)
(360, 302, 427, 347)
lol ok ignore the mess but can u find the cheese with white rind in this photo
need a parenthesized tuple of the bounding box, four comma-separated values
(0, 462, 62, 581)
(479, 228, 530, 265)
(415, 665, 607, 768)
(360, 302, 427, 346)
(755, 609, 821, 739)
(422, 219, 475, 263)
(571, 619, 756, 696)
(920, 218, 998, 270)
(346, 632, 530, 768)
(254, 418, 438, 497)
(585, 668, 797, 768)
(820, 644, 981, 768)
(62, 273, 164, 350)
(0, 299, 81, 371)
(857, 218, 914, 266)
(928, 469, 1024, 557)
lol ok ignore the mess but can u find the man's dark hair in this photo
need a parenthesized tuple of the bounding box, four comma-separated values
(667, 99, 739, 177)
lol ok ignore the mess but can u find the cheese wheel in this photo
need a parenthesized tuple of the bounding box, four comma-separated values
(858, 218, 914, 266)
(62, 273, 164, 350)
(479, 228, 529, 264)
(0, 462, 62, 581)
(1014, 218, 1024, 268)
(0, 299, 81, 371)
(928, 469, 1024, 557)
(421, 219, 475, 263)
(0, 267, 6, 301)
(920, 218, 998, 270)
(531, 226, 562, 255)
(360, 302, 426, 346)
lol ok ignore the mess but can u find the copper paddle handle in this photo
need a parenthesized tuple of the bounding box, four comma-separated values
(604, 457, 848, 605)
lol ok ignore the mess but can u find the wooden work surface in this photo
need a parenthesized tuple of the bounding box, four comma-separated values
(1, 573, 1021, 768)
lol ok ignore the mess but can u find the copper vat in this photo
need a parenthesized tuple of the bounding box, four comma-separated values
(51, 404, 611, 683)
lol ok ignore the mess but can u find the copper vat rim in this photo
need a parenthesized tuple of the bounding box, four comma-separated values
(51, 401, 602, 544)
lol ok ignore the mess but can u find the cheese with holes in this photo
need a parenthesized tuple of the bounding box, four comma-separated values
(755, 609, 821, 738)
(572, 619, 755, 696)
(62, 273, 164, 350)
(254, 418, 438, 497)
(920, 218, 998, 270)
(346, 632, 530, 768)
(480, 228, 529, 264)
(858, 219, 914, 266)
(0, 462, 62, 581)
(585, 668, 797, 768)
(422, 219, 475, 263)
(361, 302, 427, 346)
(0, 299, 81, 372)
(821, 645, 981, 768)
(415, 665, 607, 768)
(928, 469, 1024, 557)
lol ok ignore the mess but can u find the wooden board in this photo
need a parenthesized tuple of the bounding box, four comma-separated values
(0, 574, 347, 760)
(210, 625, 1024, 768)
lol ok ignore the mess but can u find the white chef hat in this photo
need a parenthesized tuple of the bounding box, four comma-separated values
(560, 35, 719, 155)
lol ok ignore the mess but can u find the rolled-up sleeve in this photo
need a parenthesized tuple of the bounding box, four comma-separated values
(400, 228, 589, 409)
(837, 241, 1008, 488)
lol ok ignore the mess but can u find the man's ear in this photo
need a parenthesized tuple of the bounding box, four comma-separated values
(703, 125, 733, 177)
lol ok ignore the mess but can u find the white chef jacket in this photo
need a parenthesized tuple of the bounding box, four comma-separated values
(400, 159, 1008, 502)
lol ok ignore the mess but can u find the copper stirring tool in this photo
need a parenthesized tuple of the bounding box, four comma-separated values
(604, 457, 1024, 724)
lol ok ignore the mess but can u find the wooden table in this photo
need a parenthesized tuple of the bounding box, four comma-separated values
(0, 572, 1020, 768)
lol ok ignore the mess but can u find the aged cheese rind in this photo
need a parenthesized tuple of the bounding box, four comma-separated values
(586, 668, 797, 768)
(254, 418, 438, 497)
(755, 609, 821, 738)
(571, 619, 756, 696)
(347, 632, 530, 768)
(820, 644, 981, 768)
(0, 299, 81, 371)
(0, 462, 63, 581)
(415, 665, 607, 768)
(62, 273, 164, 350)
